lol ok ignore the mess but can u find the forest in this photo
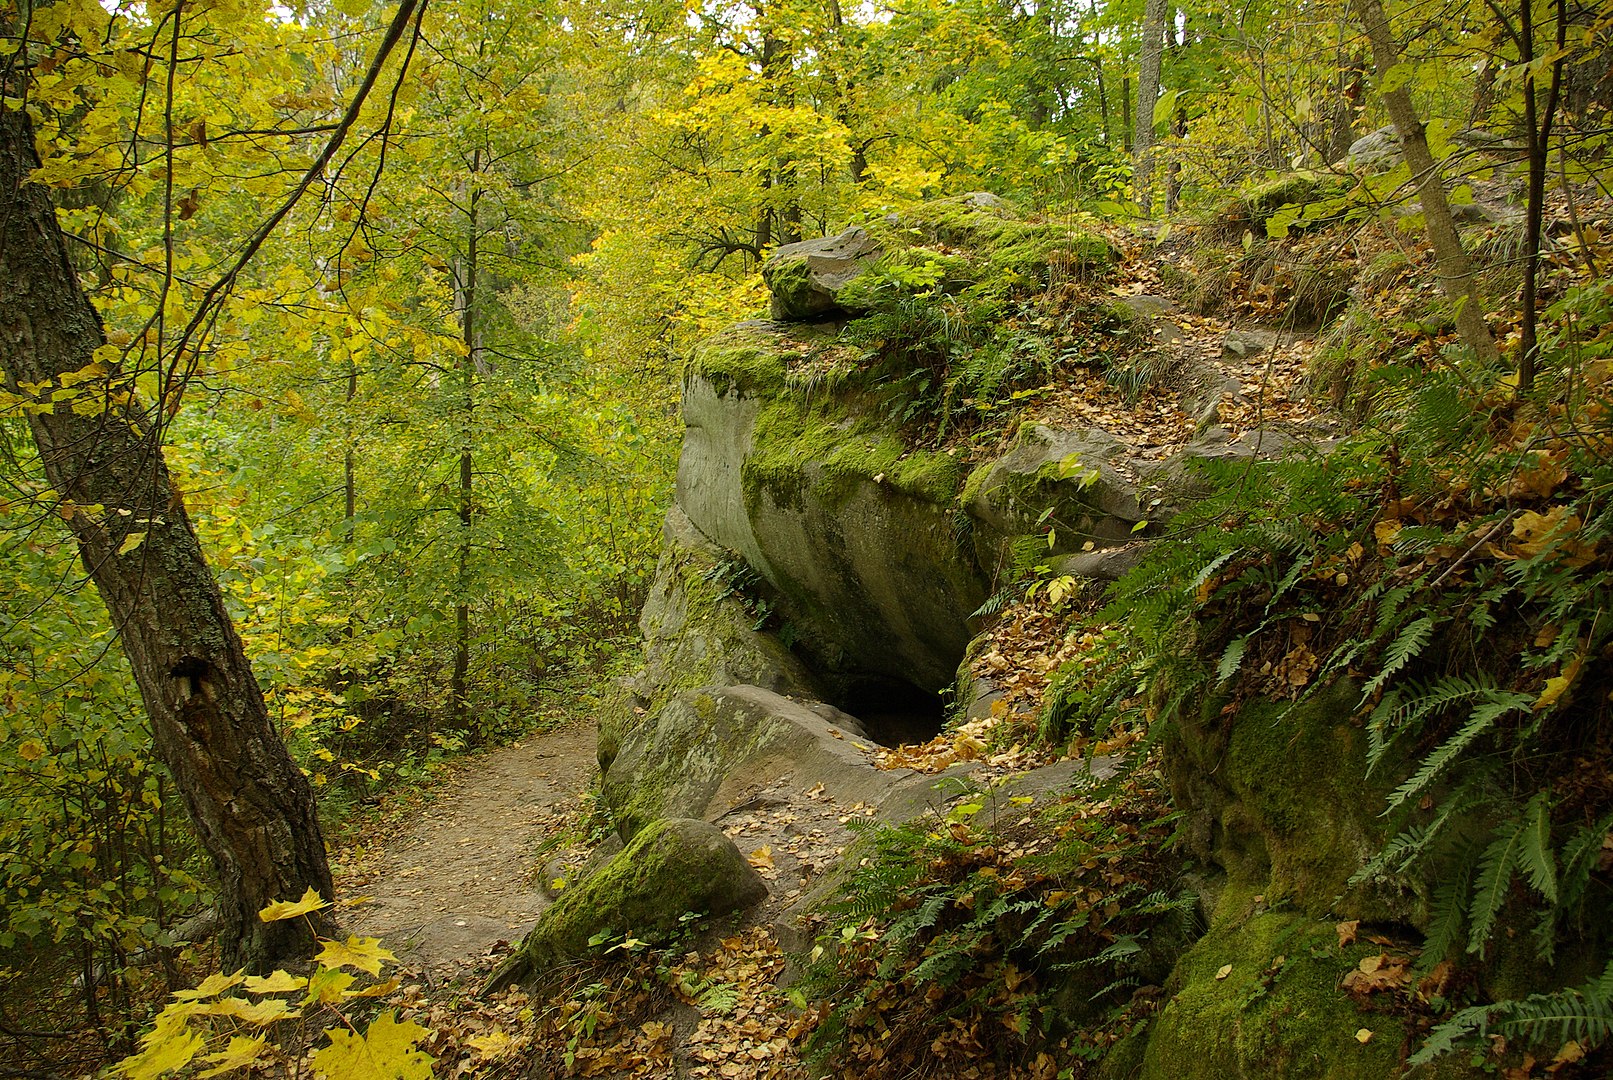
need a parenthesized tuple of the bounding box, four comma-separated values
(1, 0, 1611, 1073)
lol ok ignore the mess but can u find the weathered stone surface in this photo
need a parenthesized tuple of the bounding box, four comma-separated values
(1166, 681, 1413, 923)
(678, 329, 985, 692)
(604, 506, 820, 771)
(1221, 329, 1275, 358)
(602, 684, 899, 839)
(489, 819, 766, 990)
(762, 226, 883, 322)
(1132, 913, 1479, 1079)
(964, 424, 1149, 577)
(1344, 125, 1401, 170)
(1051, 540, 1157, 583)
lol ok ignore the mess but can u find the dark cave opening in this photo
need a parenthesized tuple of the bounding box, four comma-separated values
(836, 676, 947, 747)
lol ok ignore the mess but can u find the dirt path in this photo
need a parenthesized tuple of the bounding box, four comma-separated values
(337, 722, 597, 984)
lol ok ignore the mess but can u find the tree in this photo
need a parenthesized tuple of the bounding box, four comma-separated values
(0, 0, 426, 970)
(0, 100, 335, 972)
(1351, 0, 1501, 366)
(1133, 0, 1170, 212)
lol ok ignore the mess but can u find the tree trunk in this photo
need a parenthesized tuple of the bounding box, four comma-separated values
(0, 105, 334, 974)
(1133, 0, 1168, 213)
(1515, 0, 1565, 396)
(1352, 0, 1500, 366)
(452, 169, 481, 731)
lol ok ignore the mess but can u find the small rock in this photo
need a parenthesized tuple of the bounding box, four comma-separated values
(1222, 330, 1275, 359)
(761, 227, 883, 322)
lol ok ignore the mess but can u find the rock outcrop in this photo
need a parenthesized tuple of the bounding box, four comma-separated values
(510, 197, 1416, 1078)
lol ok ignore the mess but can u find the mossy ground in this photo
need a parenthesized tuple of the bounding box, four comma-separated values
(1139, 913, 1430, 1079)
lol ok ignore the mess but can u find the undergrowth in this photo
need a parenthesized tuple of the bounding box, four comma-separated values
(1032, 327, 1613, 1067)
(794, 767, 1190, 1077)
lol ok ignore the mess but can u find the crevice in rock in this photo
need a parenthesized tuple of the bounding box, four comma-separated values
(834, 676, 946, 747)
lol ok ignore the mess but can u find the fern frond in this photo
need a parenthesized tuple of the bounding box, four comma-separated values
(1418, 864, 1473, 973)
(1517, 792, 1558, 904)
(1413, 959, 1613, 1064)
(1359, 615, 1434, 701)
(1468, 813, 1530, 956)
(1385, 690, 1533, 811)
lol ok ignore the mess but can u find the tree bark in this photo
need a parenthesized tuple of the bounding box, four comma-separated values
(0, 105, 334, 973)
(1133, 0, 1168, 213)
(1352, 0, 1500, 366)
(452, 160, 481, 731)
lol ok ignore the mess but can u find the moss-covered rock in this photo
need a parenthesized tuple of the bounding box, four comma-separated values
(601, 684, 893, 839)
(1134, 913, 1477, 1079)
(677, 320, 986, 692)
(606, 506, 821, 770)
(762, 227, 884, 322)
(1227, 171, 1354, 235)
(488, 818, 767, 990)
(1166, 681, 1415, 923)
(964, 424, 1150, 577)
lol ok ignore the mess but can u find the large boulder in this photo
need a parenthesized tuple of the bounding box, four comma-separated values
(487, 818, 767, 990)
(964, 425, 1151, 578)
(680, 323, 985, 692)
(763, 227, 883, 322)
(1127, 913, 1478, 1079)
(603, 505, 820, 771)
(1166, 681, 1415, 924)
(602, 684, 898, 839)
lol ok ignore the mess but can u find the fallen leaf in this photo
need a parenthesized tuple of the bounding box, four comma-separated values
(1355, 1029, 1374, 1044)
(1336, 920, 1359, 948)
(1215, 964, 1233, 980)
(747, 846, 775, 871)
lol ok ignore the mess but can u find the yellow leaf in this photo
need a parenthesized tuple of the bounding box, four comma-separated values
(306, 966, 356, 1004)
(244, 970, 307, 993)
(118, 531, 146, 556)
(468, 1029, 515, 1059)
(1535, 656, 1583, 711)
(195, 996, 297, 1024)
(175, 971, 245, 1000)
(197, 1035, 269, 1077)
(1373, 519, 1402, 547)
(1214, 964, 1233, 980)
(315, 935, 395, 976)
(1355, 1028, 1374, 1044)
(116, 1027, 204, 1079)
(259, 887, 330, 923)
(343, 975, 401, 1000)
(747, 846, 775, 871)
(309, 1011, 434, 1080)
(16, 738, 46, 762)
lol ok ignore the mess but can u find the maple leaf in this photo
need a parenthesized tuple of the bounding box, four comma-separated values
(197, 1035, 269, 1077)
(258, 886, 330, 923)
(116, 1027, 205, 1080)
(747, 846, 775, 871)
(244, 970, 307, 994)
(315, 935, 396, 976)
(175, 971, 246, 1001)
(195, 996, 298, 1024)
(310, 1012, 433, 1080)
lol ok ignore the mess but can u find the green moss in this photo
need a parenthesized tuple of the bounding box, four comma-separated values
(743, 396, 962, 512)
(686, 325, 794, 396)
(1214, 682, 1394, 915)
(1138, 914, 1423, 1079)
(507, 818, 767, 979)
(1231, 171, 1354, 232)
